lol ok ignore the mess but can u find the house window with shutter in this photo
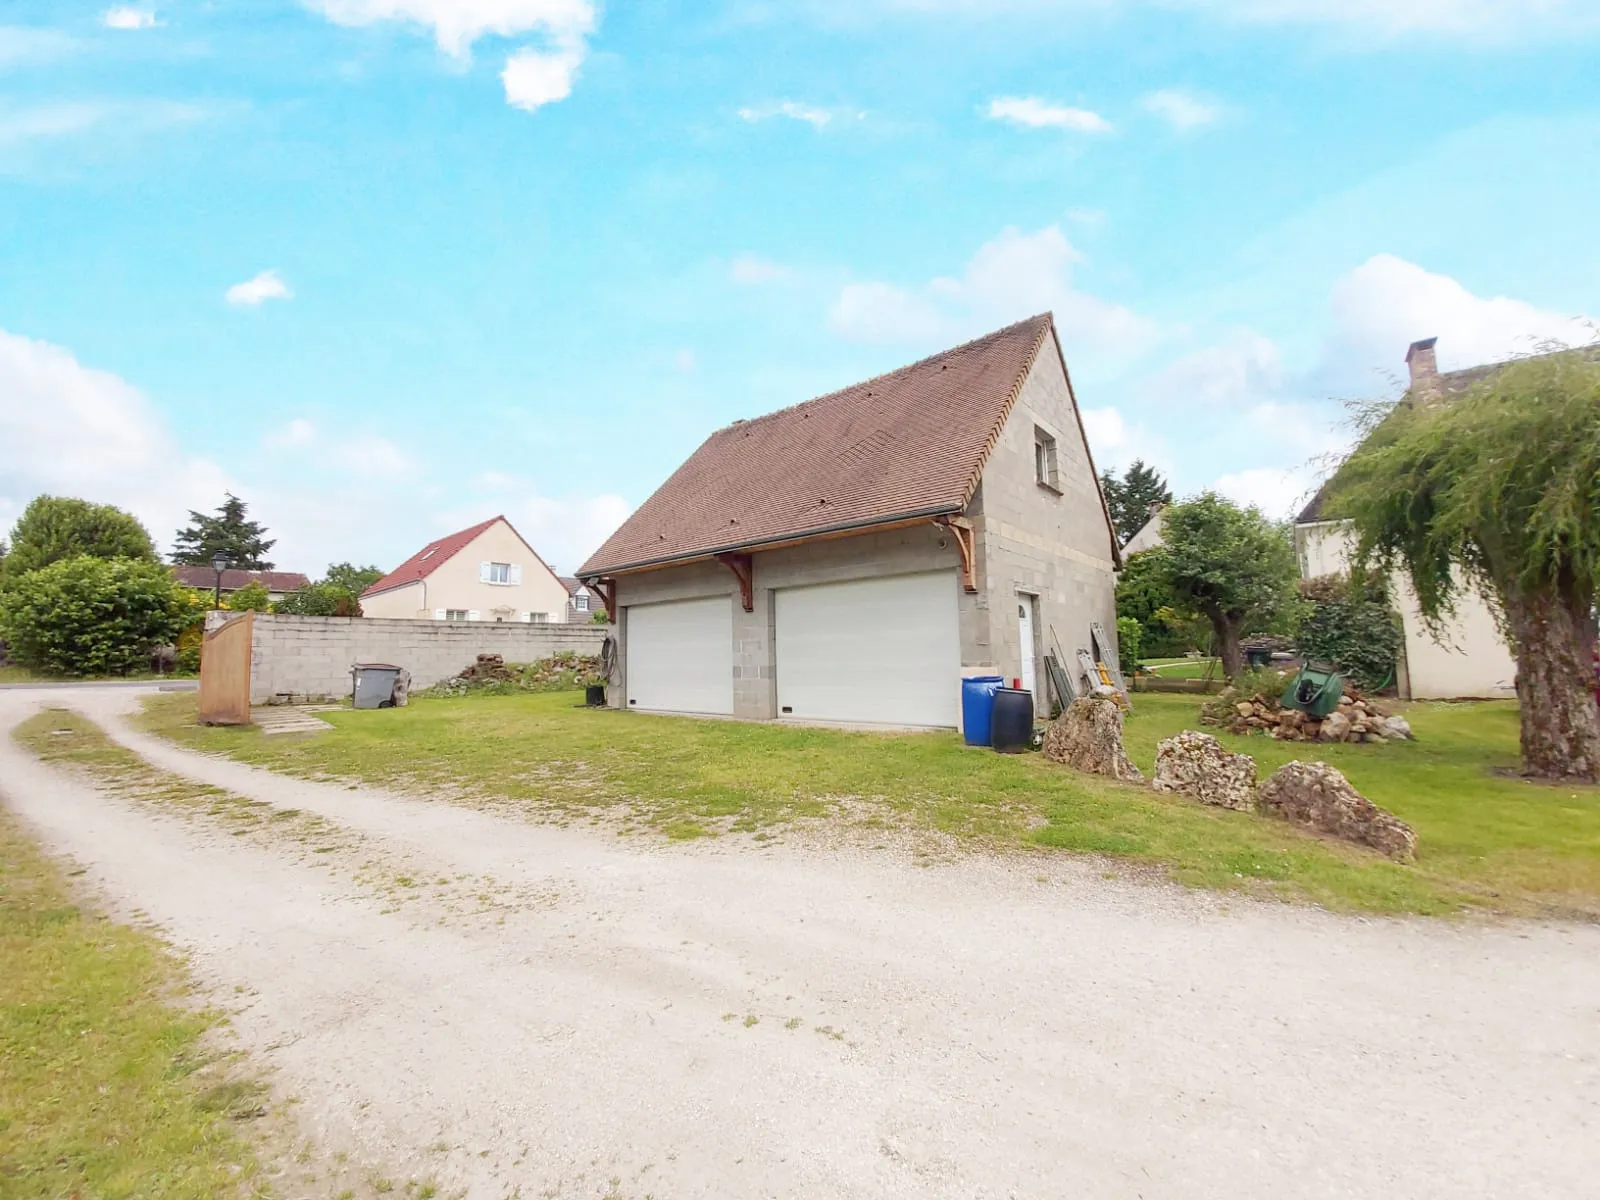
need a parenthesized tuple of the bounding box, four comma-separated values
(444, 609, 469, 621)
(527, 612, 549, 624)
(1034, 427, 1059, 492)
(484, 562, 513, 585)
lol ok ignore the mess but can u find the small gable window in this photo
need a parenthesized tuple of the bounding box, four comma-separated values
(481, 562, 520, 585)
(574, 593, 589, 612)
(1034, 427, 1059, 492)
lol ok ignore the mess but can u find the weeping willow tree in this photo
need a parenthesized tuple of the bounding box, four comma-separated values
(1328, 349, 1600, 781)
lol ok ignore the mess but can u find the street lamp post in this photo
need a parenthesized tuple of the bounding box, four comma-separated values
(211, 551, 229, 609)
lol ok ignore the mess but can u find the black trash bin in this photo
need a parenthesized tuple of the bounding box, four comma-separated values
(584, 684, 606, 707)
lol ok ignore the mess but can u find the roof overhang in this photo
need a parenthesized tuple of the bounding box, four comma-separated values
(579, 504, 962, 583)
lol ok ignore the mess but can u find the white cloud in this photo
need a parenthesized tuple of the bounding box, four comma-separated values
(225, 269, 293, 307)
(0, 327, 626, 575)
(1210, 466, 1307, 520)
(987, 96, 1111, 133)
(0, 328, 230, 553)
(1324, 253, 1593, 379)
(269, 418, 319, 447)
(501, 44, 584, 109)
(729, 254, 791, 285)
(1142, 88, 1221, 131)
(307, 0, 598, 111)
(1080, 406, 1127, 455)
(830, 225, 1154, 361)
(738, 101, 855, 129)
(102, 7, 158, 29)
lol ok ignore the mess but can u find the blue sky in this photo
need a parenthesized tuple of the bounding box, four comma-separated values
(2, 0, 1597, 576)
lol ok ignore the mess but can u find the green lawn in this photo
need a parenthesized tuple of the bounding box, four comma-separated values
(135, 690, 1600, 919)
(0, 730, 267, 1199)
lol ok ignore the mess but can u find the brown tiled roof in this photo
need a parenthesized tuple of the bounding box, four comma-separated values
(172, 567, 311, 592)
(580, 315, 1059, 576)
(1296, 344, 1596, 524)
(362, 516, 502, 597)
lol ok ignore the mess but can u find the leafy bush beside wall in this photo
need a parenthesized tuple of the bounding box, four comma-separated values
(1295, 574, 1403, 691)
(0, 556, 188, 677)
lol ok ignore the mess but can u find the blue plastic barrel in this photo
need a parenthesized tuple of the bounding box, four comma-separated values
(961, 676, 1005, 746)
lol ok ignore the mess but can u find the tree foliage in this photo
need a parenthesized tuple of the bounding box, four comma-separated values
(1100, 459, 1172, 546)
(1295, 574, 1402, 691)
(1115, 547, 1205, 658)
(322, 563, 385, 595)
(1159, 493, 1299, 679)
(224, 581, 273, 612)
(0, 556, 188, 676)
(1328, 349, 1600, 779)
(275, 582, 362, 617)
(171, 494, 275, 569)
(1115, 616, 1142, 678)
(1, 496, 156, 583)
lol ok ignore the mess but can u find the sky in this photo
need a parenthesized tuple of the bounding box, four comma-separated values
(1, 0, 1597, 578)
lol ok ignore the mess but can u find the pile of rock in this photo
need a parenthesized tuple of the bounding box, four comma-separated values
(429, 652, 606, 697)
(1212, 687, 1414, 744)
(1146, 730, 1417, 861)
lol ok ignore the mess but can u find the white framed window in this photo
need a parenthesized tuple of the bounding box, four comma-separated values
(484, 561, 512, 584)
(1034, 427, 1059, 491)
(527, 611, 549, 624)
(574, 593, 589, 612)
(444, 609, 469, 621)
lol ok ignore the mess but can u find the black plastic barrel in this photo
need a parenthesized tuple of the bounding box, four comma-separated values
(990, 687, 1034, 753)
(584, 684, 606, 707)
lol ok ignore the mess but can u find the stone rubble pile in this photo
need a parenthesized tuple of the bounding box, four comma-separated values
(1151, 730, 1257, 812)
(1257, 761, 1418, 861)
(1210, 685, 1415, 744)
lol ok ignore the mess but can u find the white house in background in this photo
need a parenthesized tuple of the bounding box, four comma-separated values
(361, 516, 575, 623)
(1121, 503, 1166, 556)
(1294, 336, 1518, 701)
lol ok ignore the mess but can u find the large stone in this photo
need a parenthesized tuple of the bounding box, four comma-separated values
(1152, 731, 1257, 811)
(1320, 710, 1352, 742)
(1257, 761, 1418, 861)
(1043, 697, 1144, 782)
(1381, 715, 1415, 741)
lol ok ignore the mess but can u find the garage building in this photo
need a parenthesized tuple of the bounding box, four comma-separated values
(578, 313, 1121, 728)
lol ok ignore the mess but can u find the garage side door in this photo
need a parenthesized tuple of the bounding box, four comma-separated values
(626, 597, 734, 715)
(776, 572, 960, 727)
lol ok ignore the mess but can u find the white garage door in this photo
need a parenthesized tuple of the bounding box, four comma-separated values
(626, 596, 734, 715)
(776, 571, 960, 727)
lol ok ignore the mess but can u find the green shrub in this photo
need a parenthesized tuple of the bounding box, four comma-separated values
(1116, 616, 1142, 677)
(0, 556, 188, 676)
(225, 581, 273, 612)
(275, 583, 361, 616)
(1295, 574, 1402, 691)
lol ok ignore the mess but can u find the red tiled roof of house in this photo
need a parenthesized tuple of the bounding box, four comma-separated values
(172, 567, 311, 592)
(362, 516, 503, 597)
(580, 314, 1059, 577)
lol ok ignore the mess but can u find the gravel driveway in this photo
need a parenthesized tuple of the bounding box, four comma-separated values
(3, 685, 1597, 1199)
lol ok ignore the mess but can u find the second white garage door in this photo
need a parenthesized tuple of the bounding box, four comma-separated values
(626, 596, 733, 715)
(775, 571, 961, 727)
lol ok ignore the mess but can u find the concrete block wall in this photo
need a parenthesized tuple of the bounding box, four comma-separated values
(247, 615, 607, 704)
(976, 340, 1120, 715)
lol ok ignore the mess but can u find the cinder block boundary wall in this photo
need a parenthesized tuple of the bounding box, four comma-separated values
(243, 614, 607, 705)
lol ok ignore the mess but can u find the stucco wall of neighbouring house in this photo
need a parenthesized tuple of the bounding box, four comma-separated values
(246, 614, 606, 704)
(1295, 521, 1517, 701)
(362, 520, 573, 623)
(974, 342, 1120, 715)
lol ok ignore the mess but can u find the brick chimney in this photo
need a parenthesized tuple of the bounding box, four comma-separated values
(1405, 337, 1439, 393)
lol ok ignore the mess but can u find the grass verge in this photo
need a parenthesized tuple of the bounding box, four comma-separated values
(0, 802, 265, 1198)
(138, 690, 1600, 918)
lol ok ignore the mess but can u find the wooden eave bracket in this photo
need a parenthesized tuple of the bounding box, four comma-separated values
(715, 553, 755, 612)
(592, 578, 618, 622)
(935, 516, 979, 593)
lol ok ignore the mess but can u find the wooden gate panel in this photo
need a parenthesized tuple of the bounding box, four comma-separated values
(198, 610, 253, 726)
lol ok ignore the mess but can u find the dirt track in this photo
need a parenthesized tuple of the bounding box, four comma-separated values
(3, 685, 1598, 1199)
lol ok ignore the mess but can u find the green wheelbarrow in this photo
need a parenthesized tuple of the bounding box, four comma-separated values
(1280, 660, 1344, 718)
